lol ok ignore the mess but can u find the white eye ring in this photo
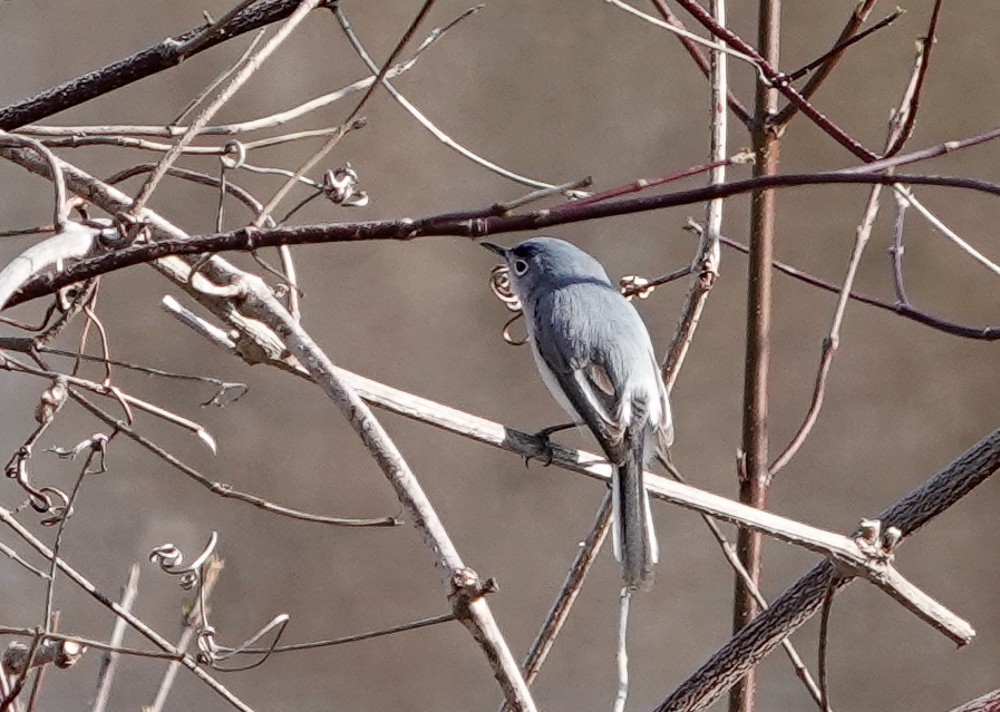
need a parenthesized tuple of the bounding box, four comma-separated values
(512, 259, 529, 276)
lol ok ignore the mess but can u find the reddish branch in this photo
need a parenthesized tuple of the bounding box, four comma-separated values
(7, 170, 1000, 310)
(648, 0, 752, 127)
(774, 0, 881, 125)
(882, 0, 944, 157)
(731, 2, 780, 710)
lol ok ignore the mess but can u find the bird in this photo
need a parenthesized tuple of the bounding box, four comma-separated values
(482, 237, 672, 591)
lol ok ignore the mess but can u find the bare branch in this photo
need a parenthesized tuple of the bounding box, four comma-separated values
(0, 507, 256, 712)
(0, 0, 313, 130)
(654, 425, 1000, 712)
(237, 276, 537, 712)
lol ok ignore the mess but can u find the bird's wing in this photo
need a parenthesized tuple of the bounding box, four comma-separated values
(531, 286, 650, 461)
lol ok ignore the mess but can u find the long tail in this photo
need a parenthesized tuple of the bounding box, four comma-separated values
(610, 443, 658, 591)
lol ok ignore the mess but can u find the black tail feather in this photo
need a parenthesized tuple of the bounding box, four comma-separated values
(614, 445, 654, 591)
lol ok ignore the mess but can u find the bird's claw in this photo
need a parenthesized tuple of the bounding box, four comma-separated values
(523, 423, 575, 468)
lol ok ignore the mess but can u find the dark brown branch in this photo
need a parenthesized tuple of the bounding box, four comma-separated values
(731, 2, 779, 710)
(655, 425, 1000, 712)
(0, 0, 312, 130)
(8, 169, 1000, 311)
(671, 0, 878, 162)
(945, 689, 1000, 712)
(717, 233, 1000, 341)
(882, 0, 944, 157)
(783, 6, 902, 84)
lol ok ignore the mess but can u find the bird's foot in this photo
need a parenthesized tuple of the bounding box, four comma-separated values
(524, 422, 577, 468)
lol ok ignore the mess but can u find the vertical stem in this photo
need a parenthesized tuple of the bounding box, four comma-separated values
(732, 2, 780, 712)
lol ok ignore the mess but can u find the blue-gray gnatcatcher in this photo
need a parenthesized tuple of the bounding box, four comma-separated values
(482, 237, 672, 591)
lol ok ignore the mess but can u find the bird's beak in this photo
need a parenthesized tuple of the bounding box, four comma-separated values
(479, 241, 507, 257)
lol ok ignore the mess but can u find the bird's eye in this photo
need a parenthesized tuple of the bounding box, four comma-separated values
(513, 259, 529, 276)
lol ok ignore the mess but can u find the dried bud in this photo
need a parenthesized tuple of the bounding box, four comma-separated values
(620, 274, 654, 301)
(35, 377, 68, 424)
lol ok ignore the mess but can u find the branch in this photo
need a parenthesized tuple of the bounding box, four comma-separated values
(0, 0, 313, 129)
(0, 507, 255, 711)
(945, 689, 1000, 712)
(654, 425, 1000, 712)
(235, 276, 537, 712)
(716, 233, 1000, 341)
(774, 0, 881, 125)
(671, 0, 878, 161)
(10, 168, 1000, 310)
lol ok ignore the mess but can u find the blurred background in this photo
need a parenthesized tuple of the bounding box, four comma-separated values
(0, 1, 998, 710)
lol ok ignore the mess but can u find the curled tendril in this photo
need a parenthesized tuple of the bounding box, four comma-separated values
(37, 487, 73, 526)
(197, 613, 290, 672)
(501, 313, 528, 346)
(149, 531, 219, 590)
(220, 140, 247, 170)
(48, 433, 110, 474)
(489, 264, 521, 312)
(322, 164, 369, 207)
(488, 264, 528, 346)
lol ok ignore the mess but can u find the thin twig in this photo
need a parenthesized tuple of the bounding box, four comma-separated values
(767, 182, 881, 479)
(569, 152, 753, 209)
(612, 590, 631, 712)
(889, 192, 909, 304)
(333, 6, 567, 191)
(774, 0, 879, 125)
(883, 0, 944, 157)
(661, 0, 728, 392)
(783, 7, 904, 84)
(130, 0, 324, 214)
(648, 0, 751, 126)
(716, 233, 1000, 340)
(893, 186, 1000, 278)
(90, 564, 140, 712)
(61, 384, 397, 526)
(172, 29, 267, 124)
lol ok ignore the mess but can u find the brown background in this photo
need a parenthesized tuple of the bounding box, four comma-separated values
(1, 1, 999, 710)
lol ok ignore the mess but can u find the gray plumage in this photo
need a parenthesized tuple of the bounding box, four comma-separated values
(482, 237, 672, 591)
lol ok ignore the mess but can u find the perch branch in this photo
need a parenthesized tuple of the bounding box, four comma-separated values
(236, 277, 537, 712)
